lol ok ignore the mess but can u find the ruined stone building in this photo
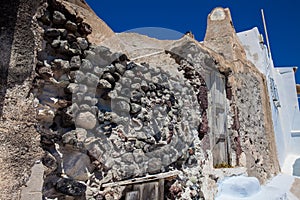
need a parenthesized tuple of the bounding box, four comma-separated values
(0, 0, 299, 199)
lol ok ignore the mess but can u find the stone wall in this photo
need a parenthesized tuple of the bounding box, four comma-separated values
(0, 0, 114, 199)
(0, 1, 281, 199)
(204, 7, 280, 183)
(228, 66, 279, 182)
(33, 2, 207, 198)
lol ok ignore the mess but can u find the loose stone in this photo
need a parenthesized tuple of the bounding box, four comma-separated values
(70, 56, 81, 70)
(53, 11, 67, 25)
(75, 111, 97, 129)
(77, 37, 89, 50)
(98, 79, 112, 89)
(65, 20, 78, 32)
(55, 178, 87, 196)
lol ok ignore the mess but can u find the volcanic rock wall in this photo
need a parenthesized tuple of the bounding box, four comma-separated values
(0, 1, 280, 200)
(33, 2, 206, 198)
(0, 0, 114, 199)
(204, 7, 279, 182)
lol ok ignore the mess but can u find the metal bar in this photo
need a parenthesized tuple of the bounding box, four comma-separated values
(261, 9, 272, 59)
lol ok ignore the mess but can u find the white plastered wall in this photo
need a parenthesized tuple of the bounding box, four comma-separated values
(237, 28, 300, 171)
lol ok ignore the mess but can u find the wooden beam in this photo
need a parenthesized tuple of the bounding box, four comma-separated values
(296, 84, 300, 95)
(102, 170, 180, 188)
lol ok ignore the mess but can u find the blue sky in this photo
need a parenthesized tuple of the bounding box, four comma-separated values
(86, 0, 300, 85)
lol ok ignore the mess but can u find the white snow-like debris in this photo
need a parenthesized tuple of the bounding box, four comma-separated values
(216, 176, 260, 199)
(216, 174, 298, 200)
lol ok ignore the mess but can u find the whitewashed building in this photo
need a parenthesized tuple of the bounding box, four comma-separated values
(238, 28, 300, 174)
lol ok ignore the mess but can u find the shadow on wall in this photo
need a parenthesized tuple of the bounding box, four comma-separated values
(293, 158, 300, 176)
(0, 0, 36, 117)
(0, 0, 20, 117)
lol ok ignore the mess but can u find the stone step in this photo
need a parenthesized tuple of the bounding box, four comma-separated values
(20, 163, 44, 200)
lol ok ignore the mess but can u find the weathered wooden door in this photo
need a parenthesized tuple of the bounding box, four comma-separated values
(125, 180, 164, 200)
(205, 71, 228, 166)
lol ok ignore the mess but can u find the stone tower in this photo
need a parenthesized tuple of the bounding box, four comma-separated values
(204, 7, 246, 61)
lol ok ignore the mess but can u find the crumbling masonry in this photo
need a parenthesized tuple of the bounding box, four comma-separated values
(0, 1, 280, 200)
